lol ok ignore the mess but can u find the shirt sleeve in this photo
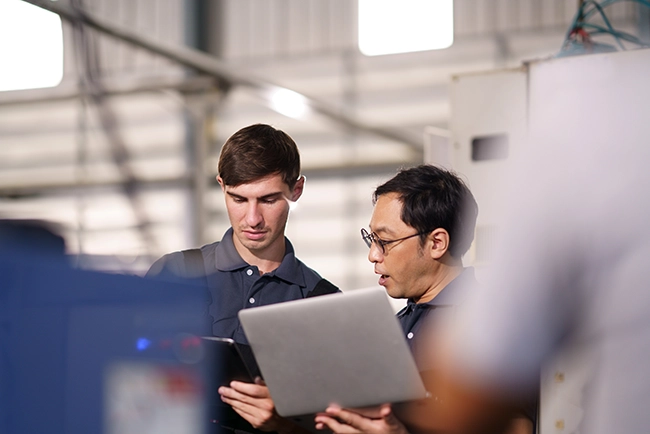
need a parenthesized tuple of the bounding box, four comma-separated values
(145, 251, 186, 280)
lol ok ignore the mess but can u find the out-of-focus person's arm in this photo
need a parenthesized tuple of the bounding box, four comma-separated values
(219, 379, 310, 434)
(394, 365, 537, 434)
(504, 417, 534, 434)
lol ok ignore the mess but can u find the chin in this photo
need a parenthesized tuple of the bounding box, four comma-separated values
(385, 288, 402, 299)
(245, 240, 270, 251)
(236, 236, 266, 249)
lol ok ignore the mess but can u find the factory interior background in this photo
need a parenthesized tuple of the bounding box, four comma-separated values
(5, 0, 644, 291)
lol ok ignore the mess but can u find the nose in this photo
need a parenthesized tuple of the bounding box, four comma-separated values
(367, 242, 382, 263)
(245, 202, 264, 228)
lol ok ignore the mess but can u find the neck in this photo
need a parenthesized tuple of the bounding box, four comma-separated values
(416, 260, 464, 304)
(232, 236, 286, 275)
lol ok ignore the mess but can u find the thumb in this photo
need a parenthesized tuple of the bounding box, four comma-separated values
(382, 405, 405, 431)
(380, 404, 393, 418)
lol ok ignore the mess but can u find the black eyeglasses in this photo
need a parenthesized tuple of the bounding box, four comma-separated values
(360, 228, 425, 255)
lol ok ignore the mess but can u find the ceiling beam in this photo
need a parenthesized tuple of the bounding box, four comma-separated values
(0, 160, 413, 199)
(21, 0, 423, 154)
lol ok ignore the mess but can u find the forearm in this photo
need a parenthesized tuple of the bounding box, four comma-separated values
(503, 417, 534, 434)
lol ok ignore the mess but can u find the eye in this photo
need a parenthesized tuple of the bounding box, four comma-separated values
(232, 197, 246, 203)
(260, 198, 278, 204)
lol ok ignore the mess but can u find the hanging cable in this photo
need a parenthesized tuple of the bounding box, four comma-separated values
(560, 0, 650, 56)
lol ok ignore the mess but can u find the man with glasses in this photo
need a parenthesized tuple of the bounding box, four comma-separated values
(314, 165, 535, 434)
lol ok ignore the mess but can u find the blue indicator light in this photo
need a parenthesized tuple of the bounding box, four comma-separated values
(136, 338, 151, 351)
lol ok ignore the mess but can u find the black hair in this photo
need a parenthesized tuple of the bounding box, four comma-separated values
(373, 165, 478, 258)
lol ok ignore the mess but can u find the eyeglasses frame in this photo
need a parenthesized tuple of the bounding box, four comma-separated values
(360, 227, 429, 255)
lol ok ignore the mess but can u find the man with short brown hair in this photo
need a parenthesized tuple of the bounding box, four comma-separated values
(148, 124, 338, 434)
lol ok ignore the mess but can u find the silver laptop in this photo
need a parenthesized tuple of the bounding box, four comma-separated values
(238, 287, 427, 418)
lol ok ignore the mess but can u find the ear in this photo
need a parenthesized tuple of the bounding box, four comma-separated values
(217, 176, 225, 191)
(428, 228, 450, 260)
(289, 175, 305, 202)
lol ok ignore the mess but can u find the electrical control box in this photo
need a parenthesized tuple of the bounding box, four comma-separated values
(443, 66, 529, 270)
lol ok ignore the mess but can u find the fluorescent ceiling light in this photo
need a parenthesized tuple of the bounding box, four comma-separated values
(0, 0, 64, 92)
(358, 0, 454, 56)
(268, 87, 310, 119)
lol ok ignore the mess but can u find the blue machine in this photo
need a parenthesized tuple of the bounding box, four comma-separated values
(0, 252, 210, 434)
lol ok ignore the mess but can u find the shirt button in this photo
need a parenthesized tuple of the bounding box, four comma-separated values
(249, 297, 255, 304)
(407, 332, 414, 339)
(246, 269, 253, 276)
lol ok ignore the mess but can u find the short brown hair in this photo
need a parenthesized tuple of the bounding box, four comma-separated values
(217, 124, 301, 188)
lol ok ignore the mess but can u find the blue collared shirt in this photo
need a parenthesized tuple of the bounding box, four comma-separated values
(396, 267, 477, 368)
(147, 228, 337, 344)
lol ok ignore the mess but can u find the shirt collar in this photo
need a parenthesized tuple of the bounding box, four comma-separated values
(214, 228, 306, 287)
(214, 228, 248, 271)
(407, 267, 477, 308)
(271, 241, 306, 287)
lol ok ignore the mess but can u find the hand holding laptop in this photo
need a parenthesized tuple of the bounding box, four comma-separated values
(237, 288, 427, 432)
(315, 404, 409, 434)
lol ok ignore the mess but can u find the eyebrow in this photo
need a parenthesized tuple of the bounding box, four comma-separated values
(369, 224, 394, 237)
(226, 191, 285, 201)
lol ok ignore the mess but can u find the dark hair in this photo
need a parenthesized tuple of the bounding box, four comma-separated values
(217, 124, 301, 188)
(373, 165, 478, 258)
